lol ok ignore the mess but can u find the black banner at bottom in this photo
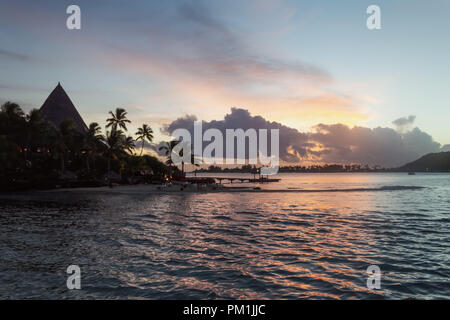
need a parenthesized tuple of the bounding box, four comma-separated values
(1, 300, 447, 318)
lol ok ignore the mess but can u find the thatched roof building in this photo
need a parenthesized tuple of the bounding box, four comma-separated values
(40, 83, 88, 133)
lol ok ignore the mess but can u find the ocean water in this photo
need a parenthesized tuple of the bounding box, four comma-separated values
(0, 173, 449, 299)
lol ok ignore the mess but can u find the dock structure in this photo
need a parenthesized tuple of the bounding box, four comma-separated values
(186, 176, 280, 184)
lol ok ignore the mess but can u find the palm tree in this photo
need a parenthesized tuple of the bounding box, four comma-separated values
(135, 124, 154, 156)
(177, 145, 200, 175)
(159, 140, 179, 177)
(25, 109, 45, 161)
(0, 102, 26, 147)
(158, 140, 200, 176)
(106, 108, 131, 132)
(0, 135, 21, 179)
(54, 119, 78, 174)
(103, 129, 126, 172)
(159, 140, 179, 166)
(122, 136, 135, 155)
(26, 109, 44, 128)
(1, 102, 24, 119)
(83, 122, 104, 173)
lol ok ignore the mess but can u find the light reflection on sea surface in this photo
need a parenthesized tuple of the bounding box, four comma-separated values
(0, 173, 449, 299)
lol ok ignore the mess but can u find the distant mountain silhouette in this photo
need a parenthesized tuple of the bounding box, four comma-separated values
(398, 151, 450, 172)
(40, 82, 88, 132)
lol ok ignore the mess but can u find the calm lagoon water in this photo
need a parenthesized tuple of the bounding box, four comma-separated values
(0, 173, 449, 299)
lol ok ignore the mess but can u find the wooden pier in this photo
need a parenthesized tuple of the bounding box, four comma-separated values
(186, 176, 280, 184)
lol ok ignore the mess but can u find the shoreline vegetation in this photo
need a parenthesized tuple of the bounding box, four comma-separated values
(1, 84, 449, 192)
(191, 155, 450, 175)
(0, 99, 176, 192)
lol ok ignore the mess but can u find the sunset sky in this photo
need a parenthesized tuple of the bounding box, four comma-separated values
(1, 0, 449, 166)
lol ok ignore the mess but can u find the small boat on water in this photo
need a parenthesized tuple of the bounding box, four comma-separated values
(408, 171, 416, 175)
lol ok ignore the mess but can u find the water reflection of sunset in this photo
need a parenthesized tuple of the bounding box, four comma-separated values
(2, 173, 446, 299)
(105, 180, 389, 298)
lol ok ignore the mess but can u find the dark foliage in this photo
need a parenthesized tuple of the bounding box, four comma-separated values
(0, 101, 168, 191)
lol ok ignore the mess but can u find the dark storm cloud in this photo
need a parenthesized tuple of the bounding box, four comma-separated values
(163, 108, 446, 167)
(310, 124, 442, 167)
(163, 108, 310, 162)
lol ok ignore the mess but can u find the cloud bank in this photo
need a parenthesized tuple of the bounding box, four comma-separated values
(163, 108, 445, 167)
(392, 115, 416, 132)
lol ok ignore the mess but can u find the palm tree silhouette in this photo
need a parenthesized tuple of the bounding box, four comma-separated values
(159, 140, 179, 176)
(106, 108, 131, 132)
(55, 119, 78, 174)
(159, 140, 200, 175)
(25, 109, 45, 161)
(1, 102, 25, 120)
(123, 136, 136, 155)
(135, 124, 154, 156)
(83, 122, 104, 173)
(103, 129, 122, 172)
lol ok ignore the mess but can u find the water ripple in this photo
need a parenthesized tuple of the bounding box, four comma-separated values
(1, 173, 450, 299)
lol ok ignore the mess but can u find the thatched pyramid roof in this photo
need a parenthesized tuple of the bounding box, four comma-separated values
(40, 83, 88, 132)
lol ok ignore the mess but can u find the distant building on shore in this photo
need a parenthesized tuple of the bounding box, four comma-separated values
(40, 82, 88, 133)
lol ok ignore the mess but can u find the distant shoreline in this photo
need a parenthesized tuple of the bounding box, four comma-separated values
(188, 170, 450, 174)
(1, 171, 448, 193)
(19, 183, 425, 195)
